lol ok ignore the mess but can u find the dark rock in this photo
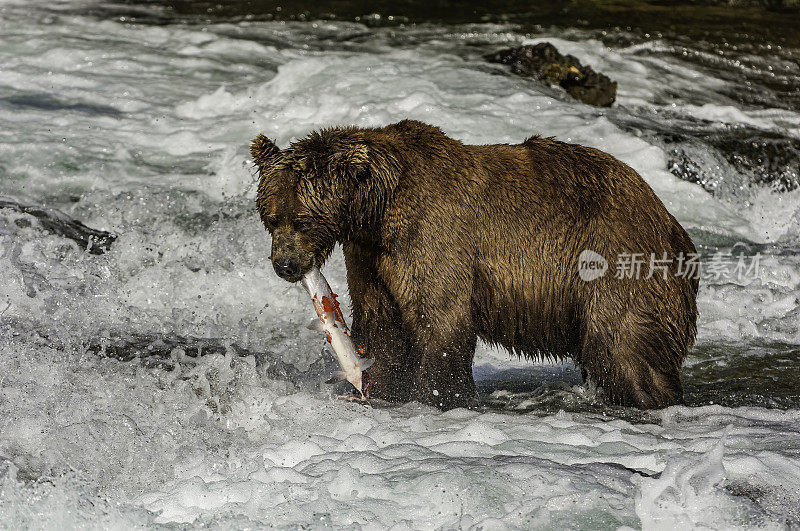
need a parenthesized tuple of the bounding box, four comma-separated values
(487, 42, 618, 107)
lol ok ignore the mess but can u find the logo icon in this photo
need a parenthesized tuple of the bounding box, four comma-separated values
(578, 250, 608, 282)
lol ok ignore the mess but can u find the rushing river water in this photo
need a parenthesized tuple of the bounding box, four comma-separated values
(1, 0, 799, 528)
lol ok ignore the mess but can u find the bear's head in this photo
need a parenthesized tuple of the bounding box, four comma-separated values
(251, 127, 398, 282)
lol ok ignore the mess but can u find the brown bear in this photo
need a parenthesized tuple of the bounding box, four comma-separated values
(251, 119, 698, 410)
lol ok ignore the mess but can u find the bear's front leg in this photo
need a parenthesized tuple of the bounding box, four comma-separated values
(350, 309, 415, 403)
(410, 329, 478, 410)
(345, 245, 415, 402)
(384, 256, 479, 410)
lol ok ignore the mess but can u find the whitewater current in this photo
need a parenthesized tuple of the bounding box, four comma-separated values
(1, 1, 799, 528)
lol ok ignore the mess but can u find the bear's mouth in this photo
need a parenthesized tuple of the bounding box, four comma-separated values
(291, 260, 320, 283)
(278, 266, 312, 284)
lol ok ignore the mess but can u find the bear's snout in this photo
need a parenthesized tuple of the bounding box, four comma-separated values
(269, 224, 317, 282)
(273, 256, 302, 282)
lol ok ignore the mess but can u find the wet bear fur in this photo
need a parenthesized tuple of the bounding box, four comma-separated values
(251, 119, 698, 410)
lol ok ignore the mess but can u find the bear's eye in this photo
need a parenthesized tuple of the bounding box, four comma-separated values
(264, 216, 278, 230)
(293, 220, 312, 232)
(293, 219, 313, 232)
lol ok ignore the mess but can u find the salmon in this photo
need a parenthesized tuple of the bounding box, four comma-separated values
(301, 266, 373, 399)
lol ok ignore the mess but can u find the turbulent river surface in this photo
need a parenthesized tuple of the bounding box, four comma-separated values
(1, 0, 799, 528)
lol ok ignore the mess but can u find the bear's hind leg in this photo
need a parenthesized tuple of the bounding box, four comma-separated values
(581, 325, 684, 409)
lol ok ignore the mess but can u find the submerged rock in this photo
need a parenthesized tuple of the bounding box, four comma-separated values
(487, 42, 618, 107)
(0, 197, 116, 254)
(664, 128, 800, 194)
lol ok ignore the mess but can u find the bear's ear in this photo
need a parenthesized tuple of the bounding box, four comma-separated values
(250, 134, 280, 168)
